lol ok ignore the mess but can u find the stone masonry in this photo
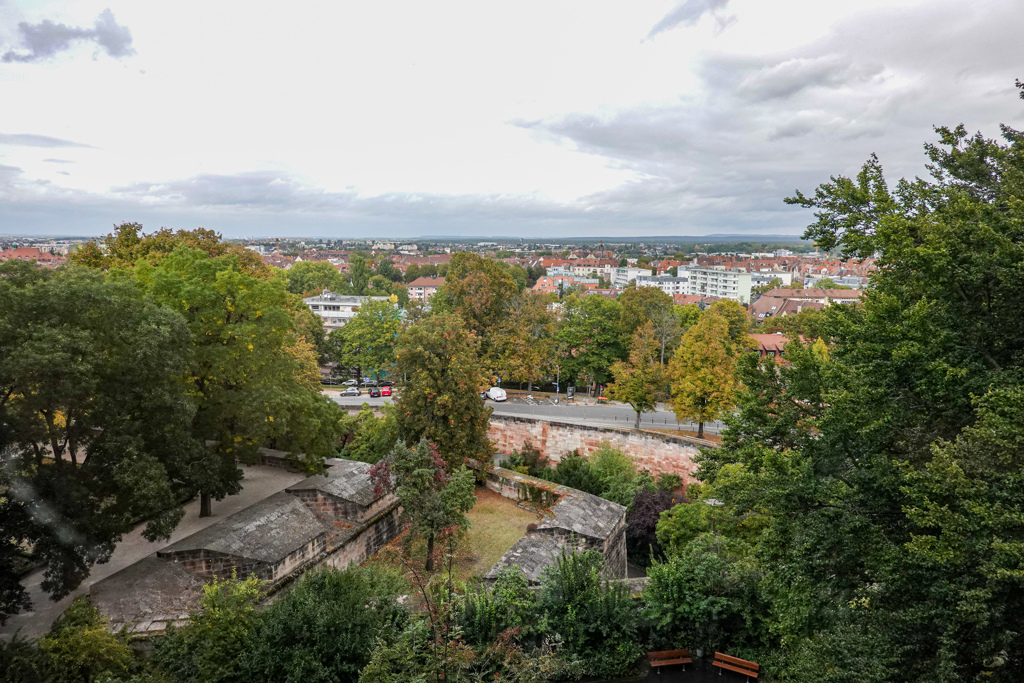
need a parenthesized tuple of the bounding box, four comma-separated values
(488, 414, 714, 484)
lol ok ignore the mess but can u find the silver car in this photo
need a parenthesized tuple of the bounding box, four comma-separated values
(340, 387, 361, 397)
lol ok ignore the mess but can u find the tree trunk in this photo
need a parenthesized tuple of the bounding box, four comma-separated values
(697, 421, 704, 439)
(634, 410, 641, 429)
(425, 532, 435, 571)
(200, 491, 212, 518)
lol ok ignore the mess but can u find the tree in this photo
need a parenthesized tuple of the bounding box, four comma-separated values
(608, 322, 665, 429)
(392, 313, 493, 468)
(347, 254, 372, 294)
(38, 597, 133, 683)
(285, 260, 346, 296)
(617, 286, 674, 350)
(491, 291, 556, 390)
(752, 277, 784, 297)
(242, 566, 408, 683)
(69, 222, 268, 276)
(375, 440, 476, 571)
(810, 278, 852, 290)
(329, 297, 401, 380)
(0, 264, 201, 619)
(556, 294, 624, 392)
(668, 313, 740, 438)
(138, 247, 342, 516)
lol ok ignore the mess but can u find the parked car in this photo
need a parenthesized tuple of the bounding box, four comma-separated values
(381, 386, 392, 397)
(340, 387, 361, 397)
(362, 380, 378, 387)
(369, 387, 382, 398)
(483, 387, 507, 402)
(379, 380, 394, 387)
(342, 379, 358, 386)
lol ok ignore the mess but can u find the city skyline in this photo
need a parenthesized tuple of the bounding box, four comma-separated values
(2, 0, 1023, 238)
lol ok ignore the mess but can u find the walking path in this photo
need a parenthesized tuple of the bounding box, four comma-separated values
(2, 464, 305, 640)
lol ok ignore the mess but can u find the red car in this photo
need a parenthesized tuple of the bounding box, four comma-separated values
(381, 386, 392, 397)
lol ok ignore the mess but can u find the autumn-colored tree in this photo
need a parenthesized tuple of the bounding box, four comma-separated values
(617, 285, 673, 344)
(608, 322, 666, 429)
(668, 313, 740, 438)
(492, 291, 556, 389)
(393, 313, 493, 468)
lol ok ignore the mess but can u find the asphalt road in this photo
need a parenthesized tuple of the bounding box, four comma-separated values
(326, 392, 723, 436)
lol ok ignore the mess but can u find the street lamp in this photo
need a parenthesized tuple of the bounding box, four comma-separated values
(705, 498, 724, 535)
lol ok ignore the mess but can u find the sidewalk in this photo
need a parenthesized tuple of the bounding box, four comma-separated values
(1, 464, 305, 640)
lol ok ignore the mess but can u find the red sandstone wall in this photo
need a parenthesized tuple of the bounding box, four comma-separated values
(487, 415, 713, 484)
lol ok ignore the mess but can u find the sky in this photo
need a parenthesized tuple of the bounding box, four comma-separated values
(1, 0, 1022, 239)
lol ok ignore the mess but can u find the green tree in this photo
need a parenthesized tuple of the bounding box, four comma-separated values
(38, 597, 134, 683)
(138, 247, 342, 516)
(242, 566, 408, 683)
(491, 291, 556, 390)
(810, 277, 852, 290)
(329, 298, 401, 380)
(285, 260, 346, 296)
(668, 313, 739, 438)
(347, 254, 372, 294)
(376, 440, 476, 571)
(608, 322, 665, 429)
(0, 264, 200, 618)
(617, 286, 673, 345)
(752, 277, 784, 296)
(155, 574, 263, 683)
(392, 313, 493, 468)
(556, 294, 624, 392)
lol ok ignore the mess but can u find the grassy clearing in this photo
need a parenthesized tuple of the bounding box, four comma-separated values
(365, 486, 542, 587)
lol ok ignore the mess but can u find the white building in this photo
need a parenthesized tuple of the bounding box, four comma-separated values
(303, 290, 393, 331)
(611, 267, 654, 288)
(635, 275, 689, 296)
(750, 271, 794, 288)
(686, 267, 753, 303)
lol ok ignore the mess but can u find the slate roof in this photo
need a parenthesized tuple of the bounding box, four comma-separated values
(286, 459, 380, 507)
(538, 491, 626, 541)
(92, 555, 206, 631)
(485, 535, 568, 584)
(158, 492, 329, 564)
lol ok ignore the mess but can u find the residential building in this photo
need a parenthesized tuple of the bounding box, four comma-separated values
(685, 267, 753, 304)
(611, 267, 653, 288)
(748, 288, 862, 323)
(635, 275, 689, 296)
(0, 247, 64, 268)
(406, 276, 445, 302)
(750, 270, 794, 288)
(303, 290, 392, 331)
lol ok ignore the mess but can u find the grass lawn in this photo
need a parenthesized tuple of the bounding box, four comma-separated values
(366, 486, 542, 586)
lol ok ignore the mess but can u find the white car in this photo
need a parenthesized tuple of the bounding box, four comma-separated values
(484, 387, 507, 402)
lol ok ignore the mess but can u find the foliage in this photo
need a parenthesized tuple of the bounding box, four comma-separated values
(338, 407, 398, 463)
(667, 313, 741, 438)
(625, 488, 679, 567)
(375, 440, 476, 571)
(38, 597, 133, 683)
(392, 313, 493, 468)
(285, 260, 347, 296)
(536, 549, 643, 678)
(0, 264, 199, 617)
(346, 255, 372, 294)
(69, 223, 268, 277)
(617, 286, 673, 345)
(752, 277, 784, 296)
(555, 294, 624, 389)
(758, 306, 829, 341)
(810, 277, 852, 289)
(608, 322, 665, 429)
(490, 292, 556, 388)
(460, 566, 538, 646)
(242, 566, 408, 683)
(154, 574, 263, 683)
(644, 536, 767, 656)
(328, 297, 402, 379)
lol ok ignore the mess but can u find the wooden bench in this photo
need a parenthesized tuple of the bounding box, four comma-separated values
(713, 652, 759, 680)
(648, 649, 693, 673)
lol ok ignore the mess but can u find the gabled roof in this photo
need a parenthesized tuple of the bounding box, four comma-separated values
(286, 459, 380, 507)
(407, 276, 446, 287)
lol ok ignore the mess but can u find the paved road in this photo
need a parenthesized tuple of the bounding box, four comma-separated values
(327, 392, 723, 436)
(2, 464, 305, 640)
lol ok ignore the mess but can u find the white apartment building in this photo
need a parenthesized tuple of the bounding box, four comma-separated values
(635, 275, 689, 296)
(750, 270, 794, 288)
(611, 267, 653, 288)
(303, 290, 393, 331)
(686, 267, 753, 303)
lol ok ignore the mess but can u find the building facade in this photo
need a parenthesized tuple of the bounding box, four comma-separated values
(611, 267, 654, 288)
(303, 290, 392, 331)
(406, 276, 445, 303)
(685, 267, 753, 303)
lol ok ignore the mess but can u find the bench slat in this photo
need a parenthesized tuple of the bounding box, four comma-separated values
(651, 657, 692, 666)
(713, 652, 759, 670)
(649, 649, 690, 658)
(713, 660, 759, 677)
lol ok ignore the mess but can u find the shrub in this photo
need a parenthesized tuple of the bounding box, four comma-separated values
(38, 597, 133, 683)
(626, 488, 679, 567)
(460, 566, 538, 646)
(537, 549, 643, 679)
(546, 450, 602, 496)
(242, 566, 408, 683)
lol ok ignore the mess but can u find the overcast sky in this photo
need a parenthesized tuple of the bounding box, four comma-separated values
(2, 0, 1022, 239)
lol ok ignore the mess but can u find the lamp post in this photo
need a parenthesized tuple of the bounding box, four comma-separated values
(705, 498, 724, 535)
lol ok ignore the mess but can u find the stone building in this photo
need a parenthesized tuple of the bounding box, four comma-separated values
(92, 459, 400, 636)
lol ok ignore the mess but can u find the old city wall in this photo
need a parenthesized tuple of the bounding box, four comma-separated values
(487, 414, 713, 484)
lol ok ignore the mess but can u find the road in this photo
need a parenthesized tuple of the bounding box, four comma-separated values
(327, 392, 724, 436)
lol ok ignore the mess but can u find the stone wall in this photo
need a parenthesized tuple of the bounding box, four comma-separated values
(291, 490, 363, 521)
(323, 505, 402, 569)
(488, 414, 713, 484)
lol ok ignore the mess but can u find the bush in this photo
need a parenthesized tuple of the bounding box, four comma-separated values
(460, 566, 538, 646)
(154, 574, 263, 683)
(546, 450, 602, 496)
(242, 566, 408, 683)
(626, 489, 679, 567)
(39, 597, 133, 683)
(537, 549, 643, 679)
